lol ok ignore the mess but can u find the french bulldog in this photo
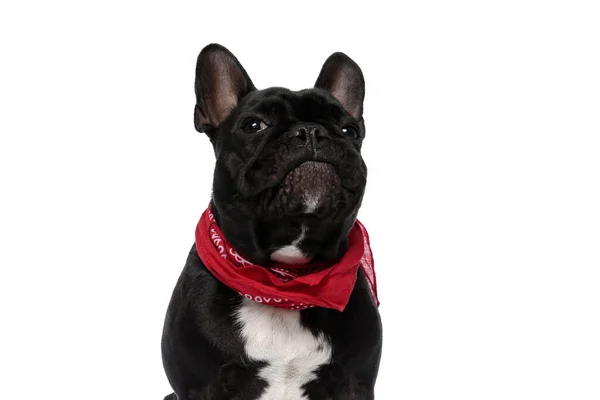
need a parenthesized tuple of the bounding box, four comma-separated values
(161, 43, 382, 400)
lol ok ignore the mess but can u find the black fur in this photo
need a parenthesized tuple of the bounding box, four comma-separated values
(162, 44, 382, 399)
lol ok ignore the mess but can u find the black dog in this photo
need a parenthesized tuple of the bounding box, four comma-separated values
(162, 44, 382, 400)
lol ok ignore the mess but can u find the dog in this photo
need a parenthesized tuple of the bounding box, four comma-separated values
(161, 43, 382, 400)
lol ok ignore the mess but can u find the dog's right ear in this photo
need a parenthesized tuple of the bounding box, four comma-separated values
(194, 44, 256, 139)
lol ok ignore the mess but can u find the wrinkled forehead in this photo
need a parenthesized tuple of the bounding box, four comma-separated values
(238, 88, 348, 123)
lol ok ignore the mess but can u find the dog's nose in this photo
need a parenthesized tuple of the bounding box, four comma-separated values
(294, 124, 328, 148)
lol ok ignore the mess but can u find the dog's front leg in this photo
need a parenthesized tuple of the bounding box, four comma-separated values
(186, 362, 265, 400)
(308, 362, 375, 400)
(331, 379, 375, 400)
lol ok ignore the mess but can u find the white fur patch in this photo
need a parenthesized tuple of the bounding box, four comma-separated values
(235, 299, 332, 400)
(270, 245, 311, 264)
(270, 225, 312, 264)
(303, 193, 321, 213)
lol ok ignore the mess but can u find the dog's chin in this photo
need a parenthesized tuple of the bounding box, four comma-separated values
(273, 161, 341, 215)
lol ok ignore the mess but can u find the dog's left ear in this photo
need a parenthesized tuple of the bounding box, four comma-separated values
(315, 52, 365, 120)
(194, 44, 256, 138)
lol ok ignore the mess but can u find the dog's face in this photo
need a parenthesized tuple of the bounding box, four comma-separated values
(194, 44, 368, 263)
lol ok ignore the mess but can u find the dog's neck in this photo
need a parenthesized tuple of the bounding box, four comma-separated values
(210, 201, 355, 266)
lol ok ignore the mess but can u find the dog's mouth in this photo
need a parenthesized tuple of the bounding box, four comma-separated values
(276, 161, 341, 213)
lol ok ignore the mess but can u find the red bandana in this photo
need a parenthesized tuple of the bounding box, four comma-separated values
(195, 207, 378, 312)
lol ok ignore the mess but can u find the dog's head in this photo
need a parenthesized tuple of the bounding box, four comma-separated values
(194, 44, 368, 264)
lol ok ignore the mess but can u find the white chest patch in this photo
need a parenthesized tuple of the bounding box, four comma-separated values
(235, 298, 332, 400)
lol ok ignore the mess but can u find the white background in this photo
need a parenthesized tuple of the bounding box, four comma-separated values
(1, 1, 599, 399)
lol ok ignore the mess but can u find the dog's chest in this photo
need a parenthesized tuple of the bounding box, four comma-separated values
(235, 298, 332, 400)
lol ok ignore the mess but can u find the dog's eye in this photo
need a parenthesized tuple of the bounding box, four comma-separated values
(241, 118, 268, 134)
(341, 125, 360, 139)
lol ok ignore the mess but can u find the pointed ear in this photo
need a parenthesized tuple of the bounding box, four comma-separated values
(315, 52, 365, 120)
(194, 44, 256, 136)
